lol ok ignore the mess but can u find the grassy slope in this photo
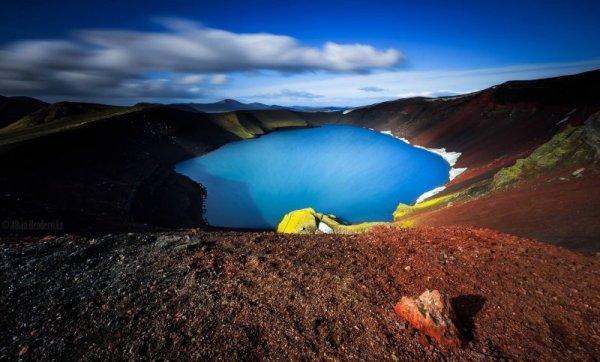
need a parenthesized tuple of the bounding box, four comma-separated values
(0, 105, 144, 147)
(0, 95, 49, 128)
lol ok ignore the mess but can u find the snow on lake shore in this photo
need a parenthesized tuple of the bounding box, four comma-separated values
(379, 130, 467, 204)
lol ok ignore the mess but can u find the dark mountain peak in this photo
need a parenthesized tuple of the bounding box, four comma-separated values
(248, 102, 270, 107)
(218, 99, 244, 105)
(0, 95, 49, 129)
(172, 99, 270, 113)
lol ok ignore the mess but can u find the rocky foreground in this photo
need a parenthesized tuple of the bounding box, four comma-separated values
(1, 227, 599, 361)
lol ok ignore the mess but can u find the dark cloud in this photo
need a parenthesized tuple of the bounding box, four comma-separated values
(0, 19, 404, 99)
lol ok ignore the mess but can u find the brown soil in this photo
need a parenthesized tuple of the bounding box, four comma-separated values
(407, 166, 600, 252)
(2, 227, 599, 361)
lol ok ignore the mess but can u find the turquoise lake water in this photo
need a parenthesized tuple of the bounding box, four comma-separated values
(175, 125, 450, 229)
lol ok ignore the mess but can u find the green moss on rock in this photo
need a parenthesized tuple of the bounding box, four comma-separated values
(492, 111, 600, 189)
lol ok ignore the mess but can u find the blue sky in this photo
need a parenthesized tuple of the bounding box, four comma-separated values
(1, 0, 599, 106)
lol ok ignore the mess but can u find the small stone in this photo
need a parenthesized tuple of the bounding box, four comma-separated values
(246, 256, 260, 269)
(471, 350, 486, 359)
(404, 266, 411, 272)
(394, 289, 462, 349)
(18, 345, 28, 357)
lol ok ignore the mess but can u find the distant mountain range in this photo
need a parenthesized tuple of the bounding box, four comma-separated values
(164, 99, 348, 113)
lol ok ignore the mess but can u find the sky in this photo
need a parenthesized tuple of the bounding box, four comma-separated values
(0, 0, 599, 106)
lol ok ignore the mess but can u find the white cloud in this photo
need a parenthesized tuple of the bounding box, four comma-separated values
(0, 18, 403, 99)
(248, 89, 324, 100)
(1, 17, 598, 107)
(177, 74, 206, 85)
(226, 59, 600, 106)
(210, 74, 228, 85)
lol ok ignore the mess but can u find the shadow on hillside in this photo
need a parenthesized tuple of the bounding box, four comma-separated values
(173, 162, 270, 229)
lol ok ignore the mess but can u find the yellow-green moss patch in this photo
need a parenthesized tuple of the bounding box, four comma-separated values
(393, 193, 457, 220)
(492, 120, 598, 189)
(277, 208, 388, 234)
(209, 113, 257, 139)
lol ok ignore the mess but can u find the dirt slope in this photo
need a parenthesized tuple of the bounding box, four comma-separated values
(2, 227, 599, 361)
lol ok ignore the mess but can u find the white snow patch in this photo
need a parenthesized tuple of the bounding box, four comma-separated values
(424, 93, 478, 102)
(450, 167, 468, 180)
(557, 109, 577, 125)
(381, 130, 410, 144)
(378, 129, 468, 204)
(343, 105, 369, 115)
(439, 94, 472, 102)
(318, 222, 334, 234)
(415, 186, 446, 204)
(414, 145, 462, 168)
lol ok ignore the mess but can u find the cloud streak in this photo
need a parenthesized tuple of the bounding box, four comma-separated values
(359, 86, 386, 92)
(248, 89, 324, 100)
(0, 19, 403, 99)
(227, 59, 600, 106)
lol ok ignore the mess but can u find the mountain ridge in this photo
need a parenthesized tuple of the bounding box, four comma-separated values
(166, 99, 347, 113)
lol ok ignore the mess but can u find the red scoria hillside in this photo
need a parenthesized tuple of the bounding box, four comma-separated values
(337, 70, 600, 251)
(1, 227, 599, 360)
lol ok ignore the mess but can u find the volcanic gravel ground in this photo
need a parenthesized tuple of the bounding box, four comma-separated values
(1, 227, 599, 361)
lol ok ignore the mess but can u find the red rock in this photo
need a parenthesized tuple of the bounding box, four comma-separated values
(18, 345, 29, 356)
(394, 289, 462, 349)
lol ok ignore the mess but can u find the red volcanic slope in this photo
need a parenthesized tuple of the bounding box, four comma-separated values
(404, 165, 600, 252)
(339, 69, 600, 191)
